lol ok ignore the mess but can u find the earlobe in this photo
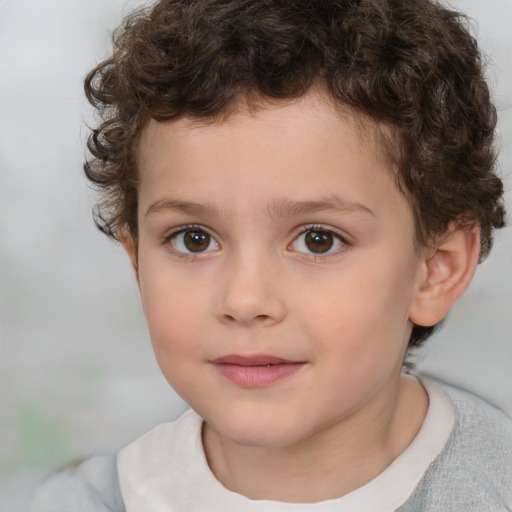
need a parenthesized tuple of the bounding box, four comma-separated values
(120, 225, 139, 277)
(409, 223, 481, 327)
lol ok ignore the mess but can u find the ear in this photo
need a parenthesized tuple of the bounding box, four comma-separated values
(409, 223, 481, 327)
(119, 225, 139, 278)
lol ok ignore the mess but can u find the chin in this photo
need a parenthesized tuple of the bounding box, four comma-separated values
(207, 409, 307, 449)
(221, 427, 300, 449)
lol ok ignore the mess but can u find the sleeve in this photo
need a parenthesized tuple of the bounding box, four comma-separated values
(29, 454, 125, 512)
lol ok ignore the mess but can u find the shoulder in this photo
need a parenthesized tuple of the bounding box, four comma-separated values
(405, 379, 512, 511)
(440, 381, 512, 466)
(29, 454, 125, 512)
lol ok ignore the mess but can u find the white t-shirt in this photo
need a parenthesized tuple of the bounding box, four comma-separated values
(117, 378, 455, 512)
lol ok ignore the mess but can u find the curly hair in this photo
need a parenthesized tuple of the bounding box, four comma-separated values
(84, 0, 506, 346)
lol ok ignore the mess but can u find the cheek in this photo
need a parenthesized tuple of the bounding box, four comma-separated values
(142, 285, 207, 398)
(297, 257, 414, 364)
(139, 267, 207, 363)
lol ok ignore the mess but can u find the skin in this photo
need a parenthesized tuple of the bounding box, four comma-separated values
(122, 92, 479, 502)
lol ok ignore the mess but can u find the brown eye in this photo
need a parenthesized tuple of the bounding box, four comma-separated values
(291, 227, 345, 256)
(305, 231, 334, 253)
(184, 231, 210, 252)
(171, 228, 218, 254)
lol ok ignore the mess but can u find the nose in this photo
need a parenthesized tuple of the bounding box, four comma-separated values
(216, 254, 287, 327)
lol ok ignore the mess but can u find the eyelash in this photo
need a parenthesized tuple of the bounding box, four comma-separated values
(162, 224, 349, 259)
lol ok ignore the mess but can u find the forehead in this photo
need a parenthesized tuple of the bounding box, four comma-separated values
(139, 93, 395, 169)
(136, 92, 407, 224)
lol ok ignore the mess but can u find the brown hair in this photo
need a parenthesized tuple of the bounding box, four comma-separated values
(84, 0, 506, 346)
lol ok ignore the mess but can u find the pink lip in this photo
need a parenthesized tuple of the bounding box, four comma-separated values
(211, 355, 305, 388)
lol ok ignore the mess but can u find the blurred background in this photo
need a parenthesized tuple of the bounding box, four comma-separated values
(0, 0, 511, 505)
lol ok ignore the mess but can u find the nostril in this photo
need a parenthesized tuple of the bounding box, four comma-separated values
(222, 313, 272, 325)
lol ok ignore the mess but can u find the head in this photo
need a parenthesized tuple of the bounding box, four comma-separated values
(84, 0, 505, 347)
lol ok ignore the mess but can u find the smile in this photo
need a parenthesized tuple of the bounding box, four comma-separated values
(211, 355, 306, 388)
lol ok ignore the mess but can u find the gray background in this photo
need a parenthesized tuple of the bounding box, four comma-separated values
(0, 0, 511, 499)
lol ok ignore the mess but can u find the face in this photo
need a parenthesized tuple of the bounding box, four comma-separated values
(129, 93, 426, 449)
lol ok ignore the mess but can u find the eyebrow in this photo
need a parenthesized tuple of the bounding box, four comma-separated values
(145, 199, 219, 219)
(267, 196, 375, 218)
(144, 195, 374, 219)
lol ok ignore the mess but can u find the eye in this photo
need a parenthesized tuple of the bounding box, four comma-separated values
(169, 227, 219, 254)
(291, 227, 346, 255)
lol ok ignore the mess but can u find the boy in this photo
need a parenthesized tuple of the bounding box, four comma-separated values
(31, 0, 511, 510)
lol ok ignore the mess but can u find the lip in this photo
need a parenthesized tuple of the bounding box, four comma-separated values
(211, 354, 306, 388)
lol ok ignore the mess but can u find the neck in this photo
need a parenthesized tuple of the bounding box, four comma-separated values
(202, 374, 428, 503)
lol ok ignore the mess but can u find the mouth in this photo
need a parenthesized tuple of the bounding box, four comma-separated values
(210, 355, 306, 388)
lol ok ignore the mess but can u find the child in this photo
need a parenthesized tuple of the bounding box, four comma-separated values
(31, 0, 511, 510)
